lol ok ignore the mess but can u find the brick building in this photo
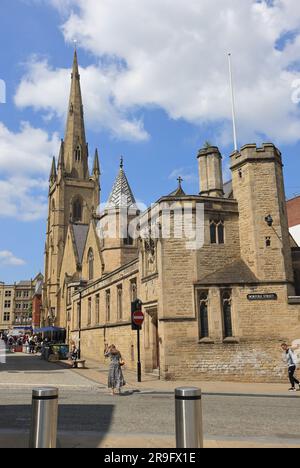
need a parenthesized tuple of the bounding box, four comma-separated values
(42, 51, 300, 382)
(287, 196, 300, 246)
(0, 274, 43, 332)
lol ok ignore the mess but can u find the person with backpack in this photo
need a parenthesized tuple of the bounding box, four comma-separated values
(281, 343, 300, 392)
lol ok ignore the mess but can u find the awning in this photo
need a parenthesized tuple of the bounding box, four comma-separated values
(33, 327, 65, 333)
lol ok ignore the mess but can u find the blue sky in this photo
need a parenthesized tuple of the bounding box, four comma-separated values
(0, 0, 300, 283)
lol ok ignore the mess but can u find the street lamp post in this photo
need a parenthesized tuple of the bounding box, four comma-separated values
(76, 280, 87, 361)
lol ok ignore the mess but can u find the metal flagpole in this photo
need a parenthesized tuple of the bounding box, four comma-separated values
(228, 53, 238, 153)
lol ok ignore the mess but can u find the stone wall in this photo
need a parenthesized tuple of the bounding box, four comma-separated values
(160, 283, 300, 382)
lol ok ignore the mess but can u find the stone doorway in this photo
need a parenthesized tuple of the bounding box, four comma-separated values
(145, 308, 160, 375)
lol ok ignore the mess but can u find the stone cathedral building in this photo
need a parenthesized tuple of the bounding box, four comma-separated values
(42, 52, 300, 382)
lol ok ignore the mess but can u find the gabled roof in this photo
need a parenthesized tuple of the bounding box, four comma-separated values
(17, 281, 32, 287)
(34, 280, 43, 296)
(197, 259, 258, 285)
(168, 182, 186, 197)
(107, 160, 136, 209)
(71, 224, 89, 264)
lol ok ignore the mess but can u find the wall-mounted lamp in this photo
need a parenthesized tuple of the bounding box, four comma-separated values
(265, 214, 273, 227)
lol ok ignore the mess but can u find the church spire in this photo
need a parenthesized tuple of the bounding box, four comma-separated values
(64, 50, 89, 179)
(49, 157, 57, 185)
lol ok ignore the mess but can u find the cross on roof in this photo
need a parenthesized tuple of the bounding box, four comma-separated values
(177, 176, 183, 187)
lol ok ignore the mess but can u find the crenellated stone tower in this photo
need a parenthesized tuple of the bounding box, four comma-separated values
(231, 143, 294, 292)
(43, 51, 100, 324)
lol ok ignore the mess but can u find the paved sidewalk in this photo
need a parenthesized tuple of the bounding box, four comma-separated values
(0, 353, 103, 389)
(1, 354, 300, 449)
(1, 430, 299, 449)
(65, 357, 297, 397)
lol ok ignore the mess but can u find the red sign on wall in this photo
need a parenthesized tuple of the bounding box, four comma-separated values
(132, 310, 144, 327)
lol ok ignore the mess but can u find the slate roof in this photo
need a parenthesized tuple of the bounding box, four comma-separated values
(107, 166, 136, 208)
(223, 180, 233, 199)
(72, 224, 89, 263)
(17, 281, 32, 287)
(168, 185, 186, 197)
(197, 259, 258, 285)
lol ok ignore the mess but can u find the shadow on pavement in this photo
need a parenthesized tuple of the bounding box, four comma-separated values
(0, 404, 115, 448)
(0, 353, 71, 373)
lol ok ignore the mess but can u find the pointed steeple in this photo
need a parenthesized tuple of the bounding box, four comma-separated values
(64, 50, 89, 179)
(93, 148, 100, 177)
(49, 157, 57, 185)
(57, 139, 65, 170)
(107, 157, 136, 209)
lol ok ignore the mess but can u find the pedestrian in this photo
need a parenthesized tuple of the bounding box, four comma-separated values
(104, 343, 126, 395)
(70, 344, 78, 368)
(8, 336, 14, 351)
(281, 343, 300, 392)
(29, 336, 35, 354)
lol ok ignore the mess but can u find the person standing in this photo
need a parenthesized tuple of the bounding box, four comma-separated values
(29, 336, 35, 354)
(104, 344, 126, 395)
(70, 344, 78, 368)
(281, 343, 300, 392)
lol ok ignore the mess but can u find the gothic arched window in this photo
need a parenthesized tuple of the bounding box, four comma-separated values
(75, 145, 82, 162)
(222, 290, 233, 338)
(210, 222, 217, 244)
(88, 248, 94, 281)
(210, 220, 225, 244)
(73, 198, 82, 223)
(199, 291, 209, 339)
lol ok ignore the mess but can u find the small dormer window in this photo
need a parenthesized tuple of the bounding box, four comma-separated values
(75, 145, 81, 162)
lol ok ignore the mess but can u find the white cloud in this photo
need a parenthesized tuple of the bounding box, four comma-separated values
(0, 251, 26, 267)
(23, 0, 299, 145)
(0, 122, 59, 220)
(15, 58, 149, 142)
(0, 121, 59, 176)
(169, 168, 198, 185)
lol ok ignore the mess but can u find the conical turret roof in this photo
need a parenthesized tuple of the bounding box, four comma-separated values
(107, 158, 136, 209)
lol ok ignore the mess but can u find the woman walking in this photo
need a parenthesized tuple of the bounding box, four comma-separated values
(104, 344, 126, 395)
